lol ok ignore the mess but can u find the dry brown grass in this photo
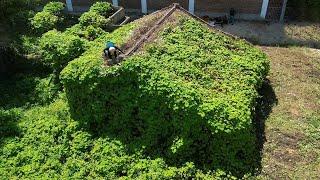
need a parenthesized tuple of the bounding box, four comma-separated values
(218, 22, 320, 49)
(258, 46, 320, 179)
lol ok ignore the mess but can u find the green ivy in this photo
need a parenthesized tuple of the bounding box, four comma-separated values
(30, 2, 65, 34)
(60, 15, 269, 176)
(79, 11, 110, 29)
(89, 2, 113, 17)
(31, 11, 60, 34)
(43, 2, 65, 16)
(0, 99, 236, 179)
(39, 29, 87, 75)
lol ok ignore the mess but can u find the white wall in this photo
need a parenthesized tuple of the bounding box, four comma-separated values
(189, 0, 195, 14)
(260, 0, 270, 19)
(112, 0, 119, 7)
(66, 0, 73, 12)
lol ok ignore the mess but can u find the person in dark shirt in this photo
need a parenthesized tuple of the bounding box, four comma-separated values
(103, 41, 124, 60)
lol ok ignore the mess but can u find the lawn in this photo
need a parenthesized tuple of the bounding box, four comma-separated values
(257, 46, 320, 179)
(219, 22, 320, 48)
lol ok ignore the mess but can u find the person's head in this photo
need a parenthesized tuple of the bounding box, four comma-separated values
(109, 47, 116, 55)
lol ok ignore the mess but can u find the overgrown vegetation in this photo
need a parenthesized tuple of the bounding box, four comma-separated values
(31, 2, 65, 34)
(0, 0, 42, 23)
(1, 1, 319, 179)
(39, 30, 87, 76)
(1, 1, 271, 179)
(1, 98, 240, 179)
(60, 14, 269, 176)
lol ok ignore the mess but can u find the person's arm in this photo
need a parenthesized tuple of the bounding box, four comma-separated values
(115, 46, 124, 54)
(103, 48, 108, 56)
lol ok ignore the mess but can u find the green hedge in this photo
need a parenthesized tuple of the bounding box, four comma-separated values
(31, 11, 60, 33)
(79, 11, 110, 29)
(61, 15, 269, 175)
(65, 2, 113, 41)
(89, 1, 113, 17)
(0, 99, 236, 179)
(43, 1, 65, 15)
(39, 29, 87, 74)
(31, 2, 65, 34)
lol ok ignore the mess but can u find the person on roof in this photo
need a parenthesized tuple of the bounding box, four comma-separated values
(103, 41, 124, 62)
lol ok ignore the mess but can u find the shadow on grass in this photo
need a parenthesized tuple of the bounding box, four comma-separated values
(254, 79, 278, 173)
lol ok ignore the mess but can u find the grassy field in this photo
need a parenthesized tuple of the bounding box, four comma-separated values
(258, 46, 320, 179)
(219, 22, 320, 48)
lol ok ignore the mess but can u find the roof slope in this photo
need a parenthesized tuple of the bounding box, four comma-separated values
(60, 4, 269, 174)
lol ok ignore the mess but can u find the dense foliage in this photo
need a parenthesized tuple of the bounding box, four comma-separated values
(78, 2, 113, 29)
(31, 11, 60, 33)
(79, 11, 110, 29)
(61, 15, 269, 176)
(89, 1, 114, 17)
(0, 99, 236, 179)
(64, 2, 113, 41)
(31, 2, 65, 34)
(43, 1, 65, 15)
(35, 1, 114, 81)
(1, 3, 269, 178)
(39, 29, 86, 73)
(0, 0, 42, 22)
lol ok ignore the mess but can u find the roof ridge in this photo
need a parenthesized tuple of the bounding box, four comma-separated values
(124, 3, 178, 56)
(120, 3, 240, 59)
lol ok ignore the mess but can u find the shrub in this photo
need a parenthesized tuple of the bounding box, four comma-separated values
(79, 11, 110, 28)
(31, 11, 59, 33)
(39, 30, 86, 73)
(9, 10, 35, 29)
(83, 25, 105, 40)
(0, 99, 233, 179)
(64, 24, 84, 36)
(65, 24, 107, 41)
(89, 2, 113, 17)
(43, 2, 65, 15)
(18, 35, 40, 55)
(0, 0, 43, 22)
(61, 15, 269, 176)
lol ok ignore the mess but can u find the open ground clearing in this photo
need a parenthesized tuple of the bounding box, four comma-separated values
(257, 46, 320, 179)
(218, 22, 320, 49)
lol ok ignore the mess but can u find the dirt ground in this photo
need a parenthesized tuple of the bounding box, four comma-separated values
(257, 46, 320, 179)
(216, 21, 320, 49)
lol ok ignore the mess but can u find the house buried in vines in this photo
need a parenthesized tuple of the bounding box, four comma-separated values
(64, 0, 287, 21)
(60, 4, 269, 176)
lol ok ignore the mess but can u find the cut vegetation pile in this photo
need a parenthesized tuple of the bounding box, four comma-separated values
(60, 5, 269, 176)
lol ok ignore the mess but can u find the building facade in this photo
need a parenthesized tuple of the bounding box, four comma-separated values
(65, 0, 286, 21)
